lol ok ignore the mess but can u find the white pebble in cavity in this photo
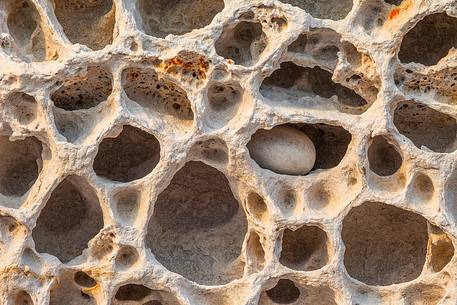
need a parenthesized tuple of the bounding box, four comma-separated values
(248, 126, 316, 175)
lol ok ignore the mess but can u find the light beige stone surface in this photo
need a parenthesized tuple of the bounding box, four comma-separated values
(0, 0, 457, 304)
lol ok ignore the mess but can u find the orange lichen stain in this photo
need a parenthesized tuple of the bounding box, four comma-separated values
(227, 59, 234, 65)
(388, 8, 400, 20)
(387, 0, 412, 21)
(160, 53, 209, 80)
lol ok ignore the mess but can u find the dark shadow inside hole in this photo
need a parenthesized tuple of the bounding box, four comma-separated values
(93, 125, 161, 182)
(0, 136, 42, 197)
(146, 161, 247, 285)
(398, 13, 457, 66)
(368, 136, 402, 176)
(215, 21, 267, 66)
(261, 62, 366, 108)
(342, 202, 428, 286)
(74, 271, 96, 288)
(294, 123, 352, 170)
(115, 284, 152, 301)
(32, 176, 103, 263)
(280, 226, 329, 271)
(266, 279, 300, 304)
(393, 101, 457, 153)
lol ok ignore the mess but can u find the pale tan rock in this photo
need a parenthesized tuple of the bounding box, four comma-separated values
(0, 0, 456, 305)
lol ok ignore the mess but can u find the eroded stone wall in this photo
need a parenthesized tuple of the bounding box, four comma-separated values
(0, 0, 457, 304)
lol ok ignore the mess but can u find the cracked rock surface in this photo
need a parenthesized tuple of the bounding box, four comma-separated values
(1, 0, 457, 304)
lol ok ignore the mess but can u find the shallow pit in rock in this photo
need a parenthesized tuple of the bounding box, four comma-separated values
(137, 0, 224, 38)
(53, 0, 116, 50)
(122, 67, 194, 124)
(215, 21, 267, 66)
(279, 0, 353, 20)
(5, 0, 50, 61)
(51, 65, 113, 111)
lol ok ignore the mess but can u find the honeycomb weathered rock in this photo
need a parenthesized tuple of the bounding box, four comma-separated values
(0, 0, 457, 304)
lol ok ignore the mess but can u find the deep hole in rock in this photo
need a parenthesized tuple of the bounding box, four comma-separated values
(368, 136, 402, 176)
(93, 125, 160, 182)
(32, 176, 104, 263)
(122, 67, 194, 122)
(115, 284, 152, 301)
(215, 21, 267, 66)
(5, 0, 47, 61)
(49, 272, 96, 305)
(394, 101, 457, 153)
(384, 0, 403, 5)
(146, 161, 247, 285)
(53, 0, 116, 50)
(14, 290, 33, 305)
(342, 202, 428, 285)
(280, 225, 329, 271)
(6, 92, 37, 125)
(74, 271, 96, 288)
(398, 13, 457, 66)
(137, 0, 224, 38)
(288, 28, 342, 64)
(260, 62, 367, 109)
(266, 279, 300, 304)
(143, 302, 162, 305)
(279, 0, 353, 20)
(296, 123, 352, 170)
(51, 66, 112, 111)
(0, 136, 42, 197)
(288, 33, 308, 53)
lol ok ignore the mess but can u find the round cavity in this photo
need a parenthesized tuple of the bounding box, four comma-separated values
(74, 271, 96, 288)
(266, 279, 300, 304)
(342, 202, 428, 286)
(115, 246, 139, 269)
(93, 125, 161, 182)
(368, 136, 402, 176)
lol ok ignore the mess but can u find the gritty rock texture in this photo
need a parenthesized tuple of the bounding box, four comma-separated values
(0, 0, 457, 304)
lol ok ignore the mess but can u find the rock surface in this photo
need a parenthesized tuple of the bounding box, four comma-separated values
(0, 0, 457, 304)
